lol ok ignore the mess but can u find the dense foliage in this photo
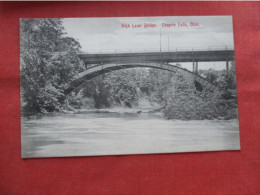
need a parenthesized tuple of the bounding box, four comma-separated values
(70, 65, 237, 120)
(20, 19, 85, 115)
(163, 64, 238, 120)
(20, 19, 238, 120)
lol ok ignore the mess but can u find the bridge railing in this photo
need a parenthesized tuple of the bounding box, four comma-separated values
(78, 46, 234, 54)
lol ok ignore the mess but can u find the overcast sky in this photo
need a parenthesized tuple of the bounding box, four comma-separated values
(62, 16, 235, 70)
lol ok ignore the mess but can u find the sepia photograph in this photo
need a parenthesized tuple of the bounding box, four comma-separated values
(20, 16, 240, 158)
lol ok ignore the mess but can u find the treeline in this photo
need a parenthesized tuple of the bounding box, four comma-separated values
(67, 66, 238, 120)
(20, 19, 238, 120)
(20, 19, 86, 115)
(65, 68, 174, 110)
(163, 67, 238, 120)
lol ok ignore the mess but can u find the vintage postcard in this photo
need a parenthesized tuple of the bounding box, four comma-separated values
(20, 16, 240, 158)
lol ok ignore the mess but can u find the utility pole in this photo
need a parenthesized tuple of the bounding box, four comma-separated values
(160, 29, 162, 53)
(160, 29, 162, 65)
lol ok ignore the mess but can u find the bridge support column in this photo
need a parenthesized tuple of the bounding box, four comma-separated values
(193, 61, 198, 74)
(226, 60, 229, 76)
(99, 53, 103, 65)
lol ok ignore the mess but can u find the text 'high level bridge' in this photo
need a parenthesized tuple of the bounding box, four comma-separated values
(61, 46, 235, 94)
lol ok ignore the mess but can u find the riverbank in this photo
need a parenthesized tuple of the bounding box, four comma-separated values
(64, 97, 164, 114)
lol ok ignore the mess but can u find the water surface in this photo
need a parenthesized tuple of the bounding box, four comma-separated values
(21, 111, 240, 158)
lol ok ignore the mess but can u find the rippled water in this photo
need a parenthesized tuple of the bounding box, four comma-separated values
(21, 112, 240, 158)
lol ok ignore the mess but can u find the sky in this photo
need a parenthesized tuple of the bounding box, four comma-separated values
(63, 16, 235, 70)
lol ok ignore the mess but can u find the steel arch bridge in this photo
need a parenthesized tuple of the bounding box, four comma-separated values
(60, 47, 234, 94)
(64, 63, 217, 95)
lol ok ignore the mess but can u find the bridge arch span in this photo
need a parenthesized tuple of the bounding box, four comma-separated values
(64, 63, 217, 95)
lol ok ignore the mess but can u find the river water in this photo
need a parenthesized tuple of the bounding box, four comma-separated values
(21, 111, 240, 158)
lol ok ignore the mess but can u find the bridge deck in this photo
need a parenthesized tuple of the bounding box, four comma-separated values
(78, 50, 235, 65)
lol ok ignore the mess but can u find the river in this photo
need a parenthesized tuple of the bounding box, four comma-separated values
(21, 110, 240, 158)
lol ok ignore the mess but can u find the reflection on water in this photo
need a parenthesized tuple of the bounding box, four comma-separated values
(21, 111, 240, 158)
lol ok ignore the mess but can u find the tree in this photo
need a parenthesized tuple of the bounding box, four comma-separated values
(163, 63, 238, 120)
(20, 19, 85, 116)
